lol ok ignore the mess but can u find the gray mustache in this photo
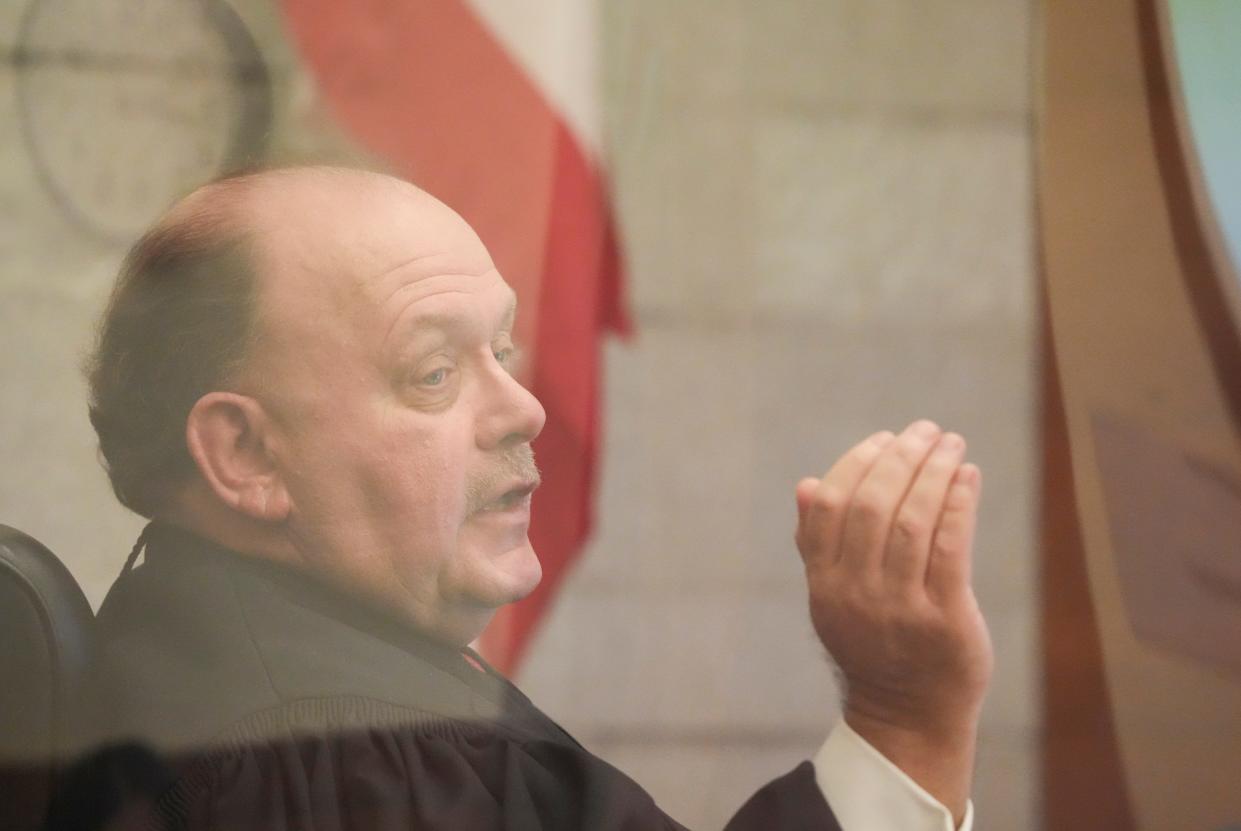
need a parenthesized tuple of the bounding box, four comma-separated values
(465, 444, 540, 514)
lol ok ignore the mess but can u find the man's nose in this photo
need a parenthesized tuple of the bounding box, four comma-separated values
(476, 361, 546, 450)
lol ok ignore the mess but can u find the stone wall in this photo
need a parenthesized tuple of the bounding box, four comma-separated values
(520, 2, 1038, 827)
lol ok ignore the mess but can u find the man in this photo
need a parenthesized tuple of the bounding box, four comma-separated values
(85, 166, 991, 829)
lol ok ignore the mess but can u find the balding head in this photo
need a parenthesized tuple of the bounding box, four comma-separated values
(234, 169, 495, 385)
(88, 166, 465, 517)
(90, 166, 546, 644)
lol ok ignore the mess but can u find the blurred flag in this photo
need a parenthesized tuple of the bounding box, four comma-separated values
(280, 0, 626, 674)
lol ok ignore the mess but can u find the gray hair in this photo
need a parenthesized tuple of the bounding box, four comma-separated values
(86, 179, 259, 517)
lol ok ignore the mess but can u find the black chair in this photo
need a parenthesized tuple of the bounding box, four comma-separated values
(0, 525, 95, 831)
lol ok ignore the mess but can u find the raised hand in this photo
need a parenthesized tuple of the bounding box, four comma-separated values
(795, 420, 992, 821)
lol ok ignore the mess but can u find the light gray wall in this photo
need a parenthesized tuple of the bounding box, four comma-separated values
(1, 1, 1036, 828)
(519, 2, 1038, 828)
(1, 2, 142, 601)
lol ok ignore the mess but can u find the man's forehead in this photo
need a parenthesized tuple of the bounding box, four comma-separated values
(362, 249, 498, 297)
(383, 281, 519, 352)
(247, 171, 495, 300)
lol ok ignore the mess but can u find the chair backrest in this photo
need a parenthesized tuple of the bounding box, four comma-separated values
(0, 525, 95, 831)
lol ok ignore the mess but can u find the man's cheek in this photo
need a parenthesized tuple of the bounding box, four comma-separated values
(378, 461, 468, 540)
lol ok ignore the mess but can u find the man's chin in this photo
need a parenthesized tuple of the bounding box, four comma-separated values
(483, 540, 543, 605)
(448, 537, 541, 610)
(437, 547, 540, 646)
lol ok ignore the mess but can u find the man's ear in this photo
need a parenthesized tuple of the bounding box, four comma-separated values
(185, 392, 291, 522)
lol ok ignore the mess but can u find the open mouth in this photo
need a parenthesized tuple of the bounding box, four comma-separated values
(481, 481, 537, 513)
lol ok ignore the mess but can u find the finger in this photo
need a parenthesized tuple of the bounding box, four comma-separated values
(838, 420, 942, 575)
(795, 477, 819, 526)
(926, 463, 982, 600)
(884, 432, 967, 589)
(798, 431, 894, 565)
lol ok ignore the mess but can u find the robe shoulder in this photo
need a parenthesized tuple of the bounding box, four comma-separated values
(154, 696, 686, 831)
(725, 762, 841, 831)
(144, 698, 838, 831)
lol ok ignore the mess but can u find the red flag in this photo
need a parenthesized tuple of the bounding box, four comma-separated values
(279, 0, 626, 674)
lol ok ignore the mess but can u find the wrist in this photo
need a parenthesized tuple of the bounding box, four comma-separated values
(843, 707, 978, 824)
(844, 697, 981, 749)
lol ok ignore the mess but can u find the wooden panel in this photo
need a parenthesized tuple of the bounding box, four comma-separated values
(1040, 0, 1241, 827)
(1041, 300, 1134, 831)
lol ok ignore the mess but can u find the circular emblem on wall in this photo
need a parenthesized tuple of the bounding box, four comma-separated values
(13, 0, 272, 242)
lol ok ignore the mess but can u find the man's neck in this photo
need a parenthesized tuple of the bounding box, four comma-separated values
(161, 483, 301, 568)
(161, 482, 499, 650)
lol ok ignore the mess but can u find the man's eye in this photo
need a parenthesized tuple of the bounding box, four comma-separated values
(419, 367, 451, 386)
(494, 347, 514, 365)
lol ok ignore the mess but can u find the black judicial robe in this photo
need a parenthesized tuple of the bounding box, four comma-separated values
(88, 524, 840, 830)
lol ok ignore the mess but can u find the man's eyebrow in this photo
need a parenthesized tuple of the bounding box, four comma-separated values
(389, 291, 519, 350)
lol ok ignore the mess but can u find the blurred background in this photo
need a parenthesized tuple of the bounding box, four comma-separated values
(3, 0, 1035, 827)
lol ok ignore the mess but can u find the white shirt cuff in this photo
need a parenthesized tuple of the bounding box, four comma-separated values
(812, 720, 974, 831)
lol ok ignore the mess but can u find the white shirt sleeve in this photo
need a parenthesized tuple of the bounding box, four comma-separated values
(812, 720, 974, 831)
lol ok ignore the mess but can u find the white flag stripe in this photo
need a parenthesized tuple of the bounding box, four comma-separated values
(464, 0, 602, 152)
